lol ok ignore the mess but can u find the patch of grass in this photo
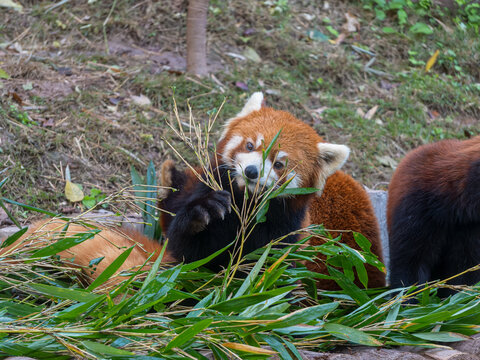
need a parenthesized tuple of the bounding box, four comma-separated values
(1, 0, 480, 212)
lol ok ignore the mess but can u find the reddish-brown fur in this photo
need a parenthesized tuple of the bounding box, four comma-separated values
(387, 136, 480, 223)
(0, 220, 175, 287)
(305, 171, 385, 288)
(387, 135, 480, 293)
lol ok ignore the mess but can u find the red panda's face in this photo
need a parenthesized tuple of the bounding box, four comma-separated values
(217, 93, 350, 196)
(219, 132, 300, 194)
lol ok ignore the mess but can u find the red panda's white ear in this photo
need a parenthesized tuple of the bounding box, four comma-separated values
(235, 92, 264, 118)
(315, 143, 350, 194)
(219, 92, 264, 141)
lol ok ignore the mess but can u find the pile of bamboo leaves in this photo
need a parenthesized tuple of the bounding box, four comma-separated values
(1, 219, 480, 359)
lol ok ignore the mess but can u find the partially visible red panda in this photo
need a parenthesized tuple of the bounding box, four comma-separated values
(1, 93, 385, 289)
(0, 219, 175, 287)
(387, 135, 480, 295)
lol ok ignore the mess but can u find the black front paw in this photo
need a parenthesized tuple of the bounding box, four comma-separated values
(188, 190, 231, 233)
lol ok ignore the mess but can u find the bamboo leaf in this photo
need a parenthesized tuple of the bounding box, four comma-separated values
(353, 232, 372, 252)
(412, 332, 469, 342)
(1, 197, 60, 217)
(324, 323, 382, 346)
(30, 230, 100, 258)
(209, 286, 296, 312)
(144, 160, 158, 239)
(130, 165, 145, 212)
(86, 246, 135, 291)
(1, 227, 28, 248)
(164, 318, 213, 352)
(235, 244, 271, 297)
(327, 267, 370, 305)
(260, 335, 293, 360)
(82, 340, 135, 355)
(263, 302, 338, 330)
(223, 342, 276, 355)
(29, 283, 100, 302)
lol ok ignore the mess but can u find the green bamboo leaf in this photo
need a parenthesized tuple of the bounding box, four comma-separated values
(1, 197, 60, 217)
(256, 199, 269, 223)
(260, 335, 293, 360)
(274, 187, 319, 196)
(0, 197, 21, 229)
(86, 246, 134, 291)
(209, 286, 296, 313)
(263, 302, 338, 330)
(56, 295, 107, 319)
(1, 227, 28, 248)
(324, 323, 382, 346)
(0, 301, 41, 317)
(0, 177, 8, 189)
(407, 310, 453, 325)
(262, 130, 282, 164)
(30, 230, 100, 258)
(29, 283, 100, 302)
(164, 318, 213, 352)
(384, 295, 402, 327)
(451, 300, 480, 319)
(327, 267, 370, 305)
(0, 341, 37, 356)
(282, 338, 303, 360)
(140, 240, 169, 291)
(235, 245, 271, 298)
(186, 291, 215, 318)
(353, 232, 372, 252)
(411, 332, 469, 342)
(82, 340, 135, 355)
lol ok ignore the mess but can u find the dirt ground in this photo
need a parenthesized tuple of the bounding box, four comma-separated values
(1, 1, 479, 222)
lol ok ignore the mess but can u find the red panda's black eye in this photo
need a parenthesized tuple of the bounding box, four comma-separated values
(274, 161, 284, 170)
(246, 142, 254, 151)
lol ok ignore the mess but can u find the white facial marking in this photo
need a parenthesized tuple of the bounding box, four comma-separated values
(255, 134, 264, 149)
(222, 135, 243, 163)
(277, 151, 288, 160)
(234, 152, 278, 192)
(285, 171, 301, 189)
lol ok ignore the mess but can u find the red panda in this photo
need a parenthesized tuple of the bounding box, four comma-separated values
(1, 93, 385, 289)
(387, 135, 480, 295)
(159, 92, 385, 289)
(0, 219, 175, 287)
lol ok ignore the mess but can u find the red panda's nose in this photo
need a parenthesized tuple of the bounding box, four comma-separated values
(244, 165, 259, 180)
